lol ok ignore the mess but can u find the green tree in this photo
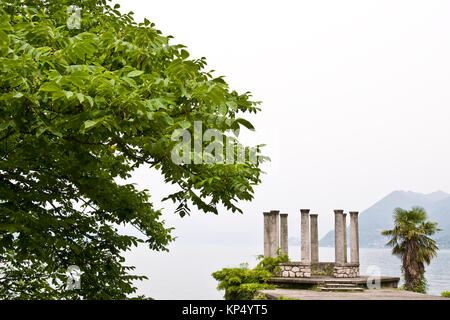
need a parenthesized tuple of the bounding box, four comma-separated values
(381, 207, 440, 293)
(0, 0, 265, 299)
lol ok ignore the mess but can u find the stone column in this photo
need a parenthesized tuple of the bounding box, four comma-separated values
(271, 210, 280, 257)
(271, 210, 280, 256)
(310, 214, 319, 263)
(343, 213, 347, 263)
(300, 209, 310, 263)
(350, 211, 360, 264)
(263, 211, 280, 257)
(280, 213, 288, 256)
(334, 209, 345, 265)
(263, 212, 271, 257)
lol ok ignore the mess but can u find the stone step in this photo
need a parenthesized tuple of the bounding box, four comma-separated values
(324, 283, 357, 288)
(319, 287, 364, 292)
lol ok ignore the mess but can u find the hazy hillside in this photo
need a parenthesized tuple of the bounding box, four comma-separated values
(319, 190, 450, 249)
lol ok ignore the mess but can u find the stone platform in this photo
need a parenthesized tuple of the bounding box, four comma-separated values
(259, 288, 448, 300)
(268, 275, 400, 289)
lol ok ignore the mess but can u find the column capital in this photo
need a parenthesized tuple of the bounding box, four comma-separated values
(263, 212, 270, 216)
(309, 213, 318, 218)
(349, 211, 359, 216)
(300, 209, 310, 214)
(334, 209, 344, 214)
(270, 210, 280, 215)
(280, 213, 288, 217)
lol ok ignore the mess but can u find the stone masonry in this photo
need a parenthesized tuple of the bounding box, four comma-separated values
(333, 264, 360, 278)
(277, 262, 311, 278)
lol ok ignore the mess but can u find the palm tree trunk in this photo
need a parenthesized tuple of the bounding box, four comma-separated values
(403, 238, 424, 291)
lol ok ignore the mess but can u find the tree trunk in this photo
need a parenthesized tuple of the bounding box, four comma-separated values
(402, 238, 424, 291)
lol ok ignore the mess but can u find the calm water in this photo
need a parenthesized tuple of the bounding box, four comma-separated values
(124, 244, 450, 299)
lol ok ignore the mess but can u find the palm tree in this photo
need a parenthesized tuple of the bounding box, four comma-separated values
(381, 206, 440, 292)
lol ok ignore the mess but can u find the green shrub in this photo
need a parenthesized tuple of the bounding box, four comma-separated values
(441, 291, 450, 297)
(399, 271, 428, 293)
(252, 292, 268, 300)
(211, 266, 274, 300)
(212, 251, 290, 300)
(412, 275, 428, 294)
(278, 295, 300, 300)
(311, 266, 333, 276)
(255, 250, 289, 274)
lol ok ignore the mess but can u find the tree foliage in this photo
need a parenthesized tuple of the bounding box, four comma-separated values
(381, 207, 440, 293)
(0, 0, 264, 299)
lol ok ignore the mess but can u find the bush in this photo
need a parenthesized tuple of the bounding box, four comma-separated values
(255, 251, 289, 274)
(441, 291, 450, 297)
(311, 266, 333, 276)
(212, 252, 290, 300)
(211, 266, 273, 300)
(399, 271, 428, 293)
(278, 295, 300, 300)
(252, 292, 268, 300)
(412, 275, 428, 294)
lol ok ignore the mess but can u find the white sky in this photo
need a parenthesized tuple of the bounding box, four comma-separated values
(114, 0, 450, 244)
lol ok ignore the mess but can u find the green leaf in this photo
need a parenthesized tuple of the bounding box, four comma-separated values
(180, 49, 189, 59)
(233, 118, 255, 131)
(127, 70, 144, 78)
(164, 116, 174, 125)
(36, 126, 47, 137)
(226, 101, 238, 111)
(39, 83, 61, 92)
(86, 95, 94, 107)
(64, 91, 74, 99)
(49, 127, 63, 138)
(83, 119, 101, 130)
(178, 120, 191, 129)
(75, 92, 84, 103)
(218, 104, 227, 115)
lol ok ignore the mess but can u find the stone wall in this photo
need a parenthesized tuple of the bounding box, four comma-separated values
(333, 263, 360, 278)
(311, 262, 335, 275)
(277, 262, 311, 278)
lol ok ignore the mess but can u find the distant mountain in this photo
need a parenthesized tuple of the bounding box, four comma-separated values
(319, 190, 450, 249)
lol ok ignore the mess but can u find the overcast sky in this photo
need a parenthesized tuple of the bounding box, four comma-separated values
(115, 0, 450, 246)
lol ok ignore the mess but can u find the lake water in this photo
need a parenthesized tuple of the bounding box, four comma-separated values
(124, 244, 450, 299)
